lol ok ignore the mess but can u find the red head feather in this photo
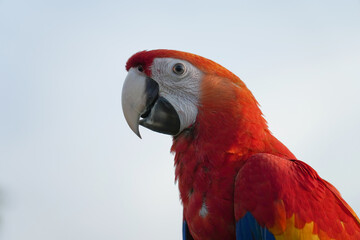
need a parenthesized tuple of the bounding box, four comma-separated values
(126, 49, 239, 81)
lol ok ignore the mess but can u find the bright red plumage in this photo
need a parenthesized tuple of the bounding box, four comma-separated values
(125, 50, 360, 240)
(235, 153, 360, 239)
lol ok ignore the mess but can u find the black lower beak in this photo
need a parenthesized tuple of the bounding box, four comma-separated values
(141, 77, 160, 119)
(140, 96, 180, 135)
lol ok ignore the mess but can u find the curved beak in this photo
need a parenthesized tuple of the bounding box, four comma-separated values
(121, 68, 181, 138)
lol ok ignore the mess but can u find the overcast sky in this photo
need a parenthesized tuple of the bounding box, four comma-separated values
(1, 0, 360, 239)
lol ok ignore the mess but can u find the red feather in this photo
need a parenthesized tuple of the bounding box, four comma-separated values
(234, 154, 360, 239)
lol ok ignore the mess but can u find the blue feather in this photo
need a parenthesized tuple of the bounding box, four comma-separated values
(183, 221, 187, 240)
(236, 212, 275, 240)
(183, 221, 194, 240)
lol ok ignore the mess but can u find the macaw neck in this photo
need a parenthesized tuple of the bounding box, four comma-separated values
(172, 114, 295, 162)
(171, 81, 295, 160)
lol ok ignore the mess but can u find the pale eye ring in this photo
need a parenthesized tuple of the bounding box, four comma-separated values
(172, 63, 186, 75)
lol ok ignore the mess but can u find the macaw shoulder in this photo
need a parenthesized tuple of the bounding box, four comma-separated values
(234, 153, 360, 239)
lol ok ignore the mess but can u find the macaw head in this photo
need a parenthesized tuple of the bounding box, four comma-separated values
(122, 49, 295, 167)
(122, 49, 265, 142)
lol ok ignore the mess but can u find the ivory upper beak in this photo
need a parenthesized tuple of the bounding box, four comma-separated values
(121, 69, 148, 138)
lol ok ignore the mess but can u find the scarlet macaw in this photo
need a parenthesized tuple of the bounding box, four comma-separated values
(121, 49, 360, 240)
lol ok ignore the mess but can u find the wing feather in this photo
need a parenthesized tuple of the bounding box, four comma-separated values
(183, 220, 194, 240)
(234, 153, 360, 240)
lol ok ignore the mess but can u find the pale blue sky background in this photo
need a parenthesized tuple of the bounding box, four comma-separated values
(1, 0, 360, 239)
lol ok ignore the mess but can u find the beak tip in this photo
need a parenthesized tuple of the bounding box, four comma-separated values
(135, 130, 142, 139)
(128, 122, 142, 139)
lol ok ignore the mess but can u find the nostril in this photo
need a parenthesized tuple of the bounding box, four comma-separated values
(137, 65, 144, 72)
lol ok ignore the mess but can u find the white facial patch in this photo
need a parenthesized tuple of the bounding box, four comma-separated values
(151, 58, 202, 134)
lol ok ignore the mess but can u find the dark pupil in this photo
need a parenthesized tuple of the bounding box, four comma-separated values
(175, 64, 183, 73)
(137, 65, 144, 72)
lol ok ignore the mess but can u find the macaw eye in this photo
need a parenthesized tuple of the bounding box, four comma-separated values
(137, 65, 144, 72)
(172, 63, 185, 75)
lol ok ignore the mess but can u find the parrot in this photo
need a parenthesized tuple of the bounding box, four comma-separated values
(121, 49, 360, 240)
